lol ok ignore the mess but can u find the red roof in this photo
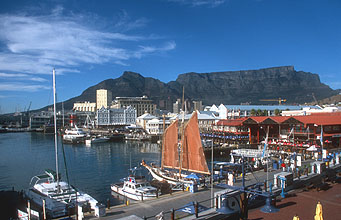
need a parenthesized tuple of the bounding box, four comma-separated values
(217, 118, 246, 126)
(216, 112, 341, 127)
(293, 113, 341, 126)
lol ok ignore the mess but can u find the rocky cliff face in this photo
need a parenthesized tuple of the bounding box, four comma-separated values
(63, 66, 337, 110)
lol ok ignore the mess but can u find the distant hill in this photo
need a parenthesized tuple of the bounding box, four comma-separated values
(58, 66, 338, 111)
(306, 94, 341, 106)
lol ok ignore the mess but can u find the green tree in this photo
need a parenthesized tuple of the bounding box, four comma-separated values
(250, 109, 256, 116)
(274, 109, 281, 116)
(257, 109, 262, 116)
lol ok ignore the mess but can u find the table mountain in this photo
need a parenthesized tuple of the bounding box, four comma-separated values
(62, 66, 337, 111)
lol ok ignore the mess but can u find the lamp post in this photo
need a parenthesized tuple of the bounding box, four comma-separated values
(211, 137, 214, 208)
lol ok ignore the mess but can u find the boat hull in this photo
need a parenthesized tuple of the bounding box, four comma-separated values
(142, 162, 193, 186)
(111, 184, 158, 201)
(26, 189, 69, 218)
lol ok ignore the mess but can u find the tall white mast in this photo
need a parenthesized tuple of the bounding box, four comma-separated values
(53, 69, 60, 190)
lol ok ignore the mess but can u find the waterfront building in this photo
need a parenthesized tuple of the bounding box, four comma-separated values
(97, 89, 112, 110)
(29, 110, 68, 129)
(113, 96, 156, 117)
(281, 106, 340, 116)
(207, 104, 218, 112)
(29, 111, 54, 129)
(136, 113, 157, 130)
(211, 104, 320, 119)
(96, 106, 136, 126)
(73, 101, 96, 112)
(211, 112, 341, 149)
(171, 110, 216, 132)
(145, 118, 171, 134)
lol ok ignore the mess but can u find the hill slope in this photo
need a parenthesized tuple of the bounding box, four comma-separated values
(62, 66, 337, 110)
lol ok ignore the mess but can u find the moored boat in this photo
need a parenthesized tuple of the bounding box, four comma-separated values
(24, 69, 98, 218)
(26, 169, 97, 218)
(85, 135, 110, 145)
(111, 176, 160, 201)
(63, 125, 87, 143)
(142, 111, 210, 187)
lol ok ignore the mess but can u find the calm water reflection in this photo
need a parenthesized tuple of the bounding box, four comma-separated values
(0, 132, 161, 203)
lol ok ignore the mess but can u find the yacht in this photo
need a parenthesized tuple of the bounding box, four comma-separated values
(24, 69, 98, 218)
(26, 169, 97, 218)
(63, 125, 87, 143)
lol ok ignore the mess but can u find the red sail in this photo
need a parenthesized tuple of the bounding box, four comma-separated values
(182, 112, 210, 174)
(162, 120, 179, 169)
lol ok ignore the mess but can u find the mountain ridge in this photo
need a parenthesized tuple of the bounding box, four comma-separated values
(59, 66, 338, 111)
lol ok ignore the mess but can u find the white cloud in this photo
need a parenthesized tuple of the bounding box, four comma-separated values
(0, 72, 47, 82)
(0, 8, 176, 77)
(168, 0, 227, 7)
(0, 83, 50, 92)
(0, 8, 175, 97)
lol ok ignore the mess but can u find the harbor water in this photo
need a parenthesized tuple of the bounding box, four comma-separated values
(0, 132, 161, 204)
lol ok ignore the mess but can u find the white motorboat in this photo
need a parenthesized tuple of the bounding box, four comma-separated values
(111, 176, 160, 201)
(63, 125, 87, 143)
(26, 169, 97, 218)
(85, 135, 110, 145)
(25, 69, 98, 218)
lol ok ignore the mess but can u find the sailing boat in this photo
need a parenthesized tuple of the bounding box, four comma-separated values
(142, 111, 210, 186)
(25, 69, 98, 218)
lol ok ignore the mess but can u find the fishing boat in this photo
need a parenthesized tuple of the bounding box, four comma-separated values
(142, 111, 210, 186)
(25, 69, 98, 218)
(111, 176, 159, 201)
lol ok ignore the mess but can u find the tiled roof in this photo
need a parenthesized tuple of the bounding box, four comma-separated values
(216, 118, 247, 126)
(215, 112, 341, 126)
(293, 112, 341, 126)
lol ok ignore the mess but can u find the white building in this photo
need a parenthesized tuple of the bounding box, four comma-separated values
(281, 106, 339, 116)
(146, 118, 171, 135)
(73, 101, 96, 112)
(136, 113, 157, 130)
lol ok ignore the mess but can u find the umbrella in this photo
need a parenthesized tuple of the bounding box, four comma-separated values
(293, 215, 300, 220)
(314, 201, 323, 220)
(179, 202, 208, 214)
(306, 145, 318, 151)
(185, 173, 200, 180)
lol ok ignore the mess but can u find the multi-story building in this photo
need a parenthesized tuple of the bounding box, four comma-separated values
(193, 101, 203, 111)
(97, 89, 112, 110)
(145, 118, 171, 135)
(113, 96, 156, 117)
(136, 113, 157, 130)
(173, 99, 181, 114)
(73, 101, 96, 112)
(96, 106, 136, 126)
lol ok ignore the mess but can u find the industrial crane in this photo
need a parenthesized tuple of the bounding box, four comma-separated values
(260, 98, 287, 105)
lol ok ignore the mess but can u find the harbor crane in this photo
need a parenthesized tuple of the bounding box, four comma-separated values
(260, 98, 286, 105)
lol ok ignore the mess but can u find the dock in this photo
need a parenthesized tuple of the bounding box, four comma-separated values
(78, 163, 340, 220)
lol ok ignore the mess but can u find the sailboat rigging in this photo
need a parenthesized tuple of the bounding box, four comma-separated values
(142, 111, 210, 186)
(25, 69, 98, 218)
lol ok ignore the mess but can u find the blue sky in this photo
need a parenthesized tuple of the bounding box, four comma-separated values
(0, 0, 340, 113)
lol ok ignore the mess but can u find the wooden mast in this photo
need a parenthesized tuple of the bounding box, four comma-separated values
(179, 86, 185, 177)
